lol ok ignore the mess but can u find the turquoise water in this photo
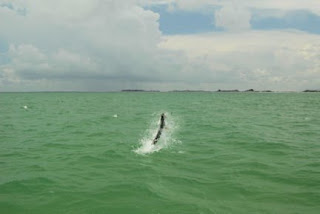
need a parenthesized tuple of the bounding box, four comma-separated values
(1, 92, 319, 214)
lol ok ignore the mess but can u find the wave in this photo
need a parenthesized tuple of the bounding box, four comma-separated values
(134, 112, 179, 155)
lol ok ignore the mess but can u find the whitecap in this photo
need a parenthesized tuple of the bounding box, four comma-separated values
(134, 112, 178, 155)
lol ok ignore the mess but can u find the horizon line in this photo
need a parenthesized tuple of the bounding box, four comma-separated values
(1, 89, 319, 93)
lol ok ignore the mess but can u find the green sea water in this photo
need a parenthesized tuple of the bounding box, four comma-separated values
(1, 92, 319, 214)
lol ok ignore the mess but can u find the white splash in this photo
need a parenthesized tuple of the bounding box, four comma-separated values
(113, 114, 118, 118)
(134, 112, 178, 155)
(23, 105, 28, 109)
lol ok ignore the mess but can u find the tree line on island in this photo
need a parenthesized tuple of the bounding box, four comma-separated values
(121, 89, 320, 93)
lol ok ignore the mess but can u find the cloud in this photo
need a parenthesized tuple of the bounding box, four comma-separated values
(149, 0, 320, 33)
(159, 30, 320, 91)
(214, 3, 251, 31)
(0, 0, 320, 91)
(6, 44, 100, 80)
(149, 0, 320, 15)
(0, 0, 169, 91)
(251, 10, 320, 34)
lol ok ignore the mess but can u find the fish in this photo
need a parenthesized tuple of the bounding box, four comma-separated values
(152, 113, 165, 145)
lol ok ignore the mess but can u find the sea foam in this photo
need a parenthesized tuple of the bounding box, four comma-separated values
(134, 112, 178, 155)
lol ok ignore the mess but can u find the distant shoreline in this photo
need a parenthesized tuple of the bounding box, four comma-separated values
(120, 89, 320, 93)
(1, 89, 319, 93)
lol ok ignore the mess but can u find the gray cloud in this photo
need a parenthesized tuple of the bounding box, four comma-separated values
(0, 0, 320, 91)
(0, 0, 172, 91)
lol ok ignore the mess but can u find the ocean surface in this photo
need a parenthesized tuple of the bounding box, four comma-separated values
(1, 92, 319, 214)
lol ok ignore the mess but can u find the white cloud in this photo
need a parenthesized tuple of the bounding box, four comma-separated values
(159, 30, 320, 91)
(214, 3, 251, 31)
(0, 0, 320, 91)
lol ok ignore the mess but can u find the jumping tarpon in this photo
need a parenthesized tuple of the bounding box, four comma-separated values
(152, 113, 165, 145)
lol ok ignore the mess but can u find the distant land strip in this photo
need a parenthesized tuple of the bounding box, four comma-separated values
(121, 89, 320, 93)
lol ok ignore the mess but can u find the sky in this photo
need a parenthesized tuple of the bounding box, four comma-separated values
(0, 0, 320, 91)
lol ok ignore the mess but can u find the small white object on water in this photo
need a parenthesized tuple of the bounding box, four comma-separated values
(23, 105, 28, 109)
(113, 114, 118, 118)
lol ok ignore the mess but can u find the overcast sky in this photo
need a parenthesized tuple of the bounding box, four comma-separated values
(1, 0, 320, 91)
